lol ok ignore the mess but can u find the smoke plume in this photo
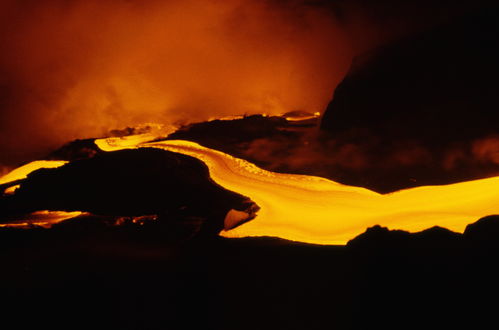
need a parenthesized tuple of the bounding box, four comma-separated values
(0, 0, 352, 166)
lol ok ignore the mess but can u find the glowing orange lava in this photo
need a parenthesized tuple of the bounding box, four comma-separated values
(2, 134, 498, 243)
(3, 184, 20, 195)
(0, 210, 84, 229)
(0, 160, 68, 185)
(96, 136, 499, 245)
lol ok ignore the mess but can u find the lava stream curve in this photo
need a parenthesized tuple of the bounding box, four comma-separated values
(96, 136, 499, 245)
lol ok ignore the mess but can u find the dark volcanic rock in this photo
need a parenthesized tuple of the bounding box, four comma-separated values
(464, 214, 499, 245)
(346, 225, 411, 249)
(321, 7, 499, 145)
(166, 114, 293, 154)
(0, 148, 254, 234)
(2, 212, 499, 330)
(347, 225, 461, 250)
(344, 222, 491, 329)
(412, 225, 462, 245)
(46, 138, 102, 161)
(319, 6, 499, 191)
(348, 215, 499, 251)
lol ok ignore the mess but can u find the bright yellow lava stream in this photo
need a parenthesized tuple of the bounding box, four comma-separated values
(0, 160, 68, 185)
(1, 134, 497, 243)
(96, 136, 499, 245)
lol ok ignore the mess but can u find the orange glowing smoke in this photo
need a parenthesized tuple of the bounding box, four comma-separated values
(472, 136, 499, 164)
(0, 0, 351, 166)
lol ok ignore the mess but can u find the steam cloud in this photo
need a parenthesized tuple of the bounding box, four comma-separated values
(0, 0, 352, 166)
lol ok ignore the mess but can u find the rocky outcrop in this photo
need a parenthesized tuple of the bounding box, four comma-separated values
(319, 6, 499, 191)
(346, 225, 461, 250)
(464, 215, 499, 247)
(347, 214, 499, 249)
(0, 148, 255, 236)
(321, 7, 499, 146)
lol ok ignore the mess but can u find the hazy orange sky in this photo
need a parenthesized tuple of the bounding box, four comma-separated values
(0, 0, 488, 167)
(0, 0, 354, 166)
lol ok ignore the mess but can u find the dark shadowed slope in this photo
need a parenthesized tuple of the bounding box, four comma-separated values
(320, 6, 499, 191)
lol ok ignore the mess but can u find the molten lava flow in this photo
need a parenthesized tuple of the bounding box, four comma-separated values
(0, 161, 84, 228)
(2, 134, 499, 243)
(0, 210, 84, 229)
(0, 160, 68, 185)
(96, 136, 499, 245)
(3, 184, 20, 195)
(94, 133, 160, 152)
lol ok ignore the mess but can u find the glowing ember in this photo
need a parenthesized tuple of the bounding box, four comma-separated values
(96, 136, 499, 245)
(0, 210, 84, 229)
(3, 184, 20, 195)
(283, 111, 321, 122)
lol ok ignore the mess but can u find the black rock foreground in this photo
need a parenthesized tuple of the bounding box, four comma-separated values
(1, 211, 499, 329)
